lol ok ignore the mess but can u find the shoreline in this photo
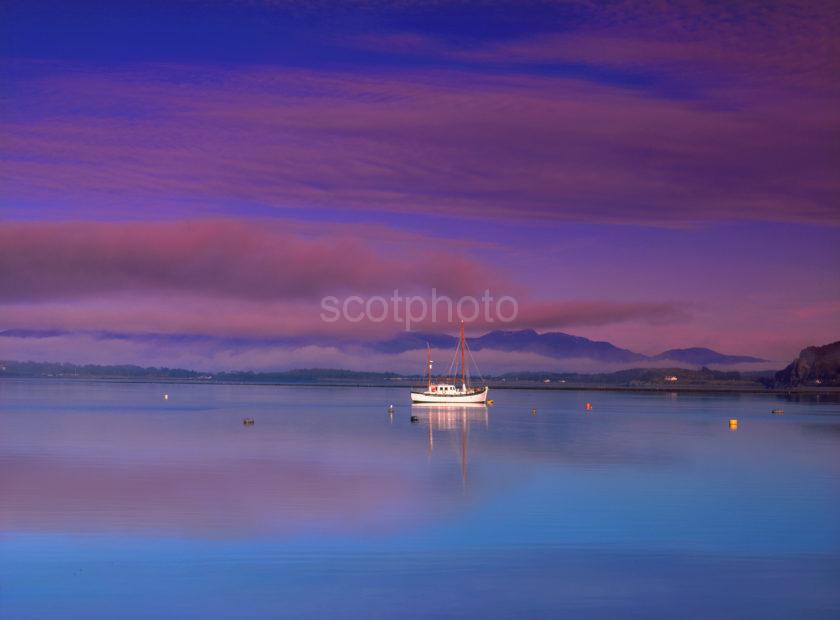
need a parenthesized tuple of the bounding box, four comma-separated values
(3, 376, 838, 396)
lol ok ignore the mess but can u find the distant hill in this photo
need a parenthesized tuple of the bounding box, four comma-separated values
(775, 341, 840, 387)
(651, 347, 765, 365)
(470, 329, 646, 363)
(372, 329, 761, 366)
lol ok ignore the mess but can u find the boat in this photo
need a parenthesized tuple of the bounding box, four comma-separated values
(410, 321, 489, 404)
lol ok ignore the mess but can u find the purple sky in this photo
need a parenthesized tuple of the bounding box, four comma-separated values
(1, 1, 838, 370)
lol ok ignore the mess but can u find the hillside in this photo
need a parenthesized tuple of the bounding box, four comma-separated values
(774, 341, 840, 387)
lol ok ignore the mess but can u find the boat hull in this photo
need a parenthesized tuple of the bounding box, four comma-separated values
(410, 386, 489, 404)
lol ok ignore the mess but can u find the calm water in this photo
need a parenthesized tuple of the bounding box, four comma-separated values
(1, 380, 839, 619)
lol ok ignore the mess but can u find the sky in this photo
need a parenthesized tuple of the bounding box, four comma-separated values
(1, 0, 838, 372)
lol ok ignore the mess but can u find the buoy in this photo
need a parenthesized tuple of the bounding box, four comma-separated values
(729, 419, 738, 431)
(387, 404, 395, 413)
(531, 407, 537, 416)
(585, 402, 593, 411)
(487, 399, 494, 406)
(243, 417, 255, 426)
(410, 415, 420, 423)
(164, 393, 169, 400)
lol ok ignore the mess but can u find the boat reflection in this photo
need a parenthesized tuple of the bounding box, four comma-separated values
(410, 404, 488, 485)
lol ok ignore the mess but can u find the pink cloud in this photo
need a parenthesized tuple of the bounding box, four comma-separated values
(0, 219, 502, 302)
(0, 219, 690, 350)
(792, 300, 840, 321)
(0, 294, 689, 341)
(513, 300, 688, 329)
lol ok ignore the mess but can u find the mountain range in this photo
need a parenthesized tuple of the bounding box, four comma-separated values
(0, 327, 767, 368)
(369, 329, 765, 366)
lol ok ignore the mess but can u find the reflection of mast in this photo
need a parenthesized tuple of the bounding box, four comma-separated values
(428, 417, 434, 453)
(460, 410, 468, 486)
(412, 404, 486, 487)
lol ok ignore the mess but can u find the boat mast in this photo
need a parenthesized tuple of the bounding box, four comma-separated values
(427, 343, 432, 392)
(460, 320, 466, 389)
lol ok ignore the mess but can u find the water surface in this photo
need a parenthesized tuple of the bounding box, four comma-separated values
(2, 380, 839, 618)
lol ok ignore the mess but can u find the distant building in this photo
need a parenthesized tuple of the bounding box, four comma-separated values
(543, 378, 551, 383)
(664, 375, 679, 382)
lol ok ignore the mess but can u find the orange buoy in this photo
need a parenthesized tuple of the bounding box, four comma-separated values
(729, 419, 738, 431)
(585, 402, 593, 411)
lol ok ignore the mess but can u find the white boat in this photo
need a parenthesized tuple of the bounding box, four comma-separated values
(410, 386, 489, 404)
(410, 321, 489, 404)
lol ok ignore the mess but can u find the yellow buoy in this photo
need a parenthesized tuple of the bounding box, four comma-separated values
(487, 399, 494, 406)
(729, 418, 738, 431)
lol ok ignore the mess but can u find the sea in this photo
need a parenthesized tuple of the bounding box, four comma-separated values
(1, 379, 839, 619)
